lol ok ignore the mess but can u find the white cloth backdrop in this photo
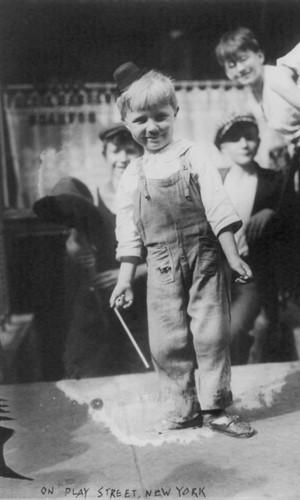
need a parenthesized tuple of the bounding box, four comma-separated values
(3, 82, 285, 208)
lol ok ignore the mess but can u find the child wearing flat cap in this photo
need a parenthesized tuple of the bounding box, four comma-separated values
(99, 122, 143, 209)
(95, 121, 143, 289)
(94, 122, 149, 374)
(110, 62, 255, 437)
(215, 112, 284, 364)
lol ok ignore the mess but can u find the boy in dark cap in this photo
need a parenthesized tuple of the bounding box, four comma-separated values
(93, 122, 148, 376)
(99, 122, 143, 205)
(215, 112, 284, 363)
(96, 121, 143, 284)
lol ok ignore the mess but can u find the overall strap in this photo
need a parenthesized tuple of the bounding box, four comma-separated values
(136, 157, 151, 200)
(179, 147, 197, 200)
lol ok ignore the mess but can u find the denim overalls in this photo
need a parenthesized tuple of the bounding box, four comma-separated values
(134, 151, 232, 426)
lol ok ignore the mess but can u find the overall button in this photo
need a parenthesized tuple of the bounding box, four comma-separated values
(158, 265, 172, 274)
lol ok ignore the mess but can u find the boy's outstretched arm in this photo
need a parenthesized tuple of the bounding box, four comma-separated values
(110, 262, 137, 309)
(218, 229, 252, 283)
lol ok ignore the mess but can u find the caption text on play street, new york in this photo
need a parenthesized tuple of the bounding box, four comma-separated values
(41, 485, 207, 498)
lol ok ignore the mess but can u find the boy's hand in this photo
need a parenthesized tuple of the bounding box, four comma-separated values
(93, 269, 119, 290)
(229, 257, 253, 284)
(246, 209, 275, 242)
(110, 282, 134, 309)
(69, 251, 96, 269)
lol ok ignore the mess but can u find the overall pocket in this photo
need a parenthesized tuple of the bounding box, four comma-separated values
(196, 237, 220, 277)
(147, 245, 175, 284)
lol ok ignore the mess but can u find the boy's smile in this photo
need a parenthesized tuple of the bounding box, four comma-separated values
(224, 50, 264, 87)
(105, 141, 141, 189)
(125, 104, 177, 152)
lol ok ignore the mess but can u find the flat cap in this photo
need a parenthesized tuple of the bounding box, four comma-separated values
(215, 112, 258, 147)
(99, 122, 128, 141)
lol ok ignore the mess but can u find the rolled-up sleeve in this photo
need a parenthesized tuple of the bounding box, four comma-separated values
(187, 144, 242, 236)
(115, 163, 144, 261)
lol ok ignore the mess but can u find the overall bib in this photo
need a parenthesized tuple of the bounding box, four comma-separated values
(134, 152, 232, 426)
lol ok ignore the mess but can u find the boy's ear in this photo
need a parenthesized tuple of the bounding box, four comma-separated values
(258, 51, 265, 64)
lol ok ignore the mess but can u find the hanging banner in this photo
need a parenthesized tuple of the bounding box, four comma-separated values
(3, 82, 285, 208)
(3, 84, 121, 208)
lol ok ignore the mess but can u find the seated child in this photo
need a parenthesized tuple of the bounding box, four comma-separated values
(110, 61, 255, 438)
(33, 177, 110, 378)
(215, 112, 283, 364)
(34, 175, 146, 378)
(215, 27, 300, 145)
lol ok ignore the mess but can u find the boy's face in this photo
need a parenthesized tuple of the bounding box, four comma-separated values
(219, 123, 260, 167)
(224, 50, 264, 87)
(104, 139, 141, 189)
(125, 104, 177, 153)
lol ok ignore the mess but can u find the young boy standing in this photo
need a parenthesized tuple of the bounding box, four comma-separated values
(215, 27, 300, 144)
(110, 62, 255, 438)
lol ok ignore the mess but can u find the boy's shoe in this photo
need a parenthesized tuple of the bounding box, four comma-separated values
(203, 412, 256, 438)
(156, 414, 203, 434)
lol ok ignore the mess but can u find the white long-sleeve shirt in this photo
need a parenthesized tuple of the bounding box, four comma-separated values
(115, 138, 241, 260)
(261, 65, 300, 142)
(223, 163, 258, 257)
(257, 42, 300, 143)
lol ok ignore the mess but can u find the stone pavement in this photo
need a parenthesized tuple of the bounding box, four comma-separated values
(0, 361, 300, 500)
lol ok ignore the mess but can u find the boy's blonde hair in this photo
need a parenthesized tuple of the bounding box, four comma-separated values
(116, 70, 178, 120)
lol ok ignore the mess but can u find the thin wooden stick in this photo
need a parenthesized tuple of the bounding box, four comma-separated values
(113, 307, 150, 369)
